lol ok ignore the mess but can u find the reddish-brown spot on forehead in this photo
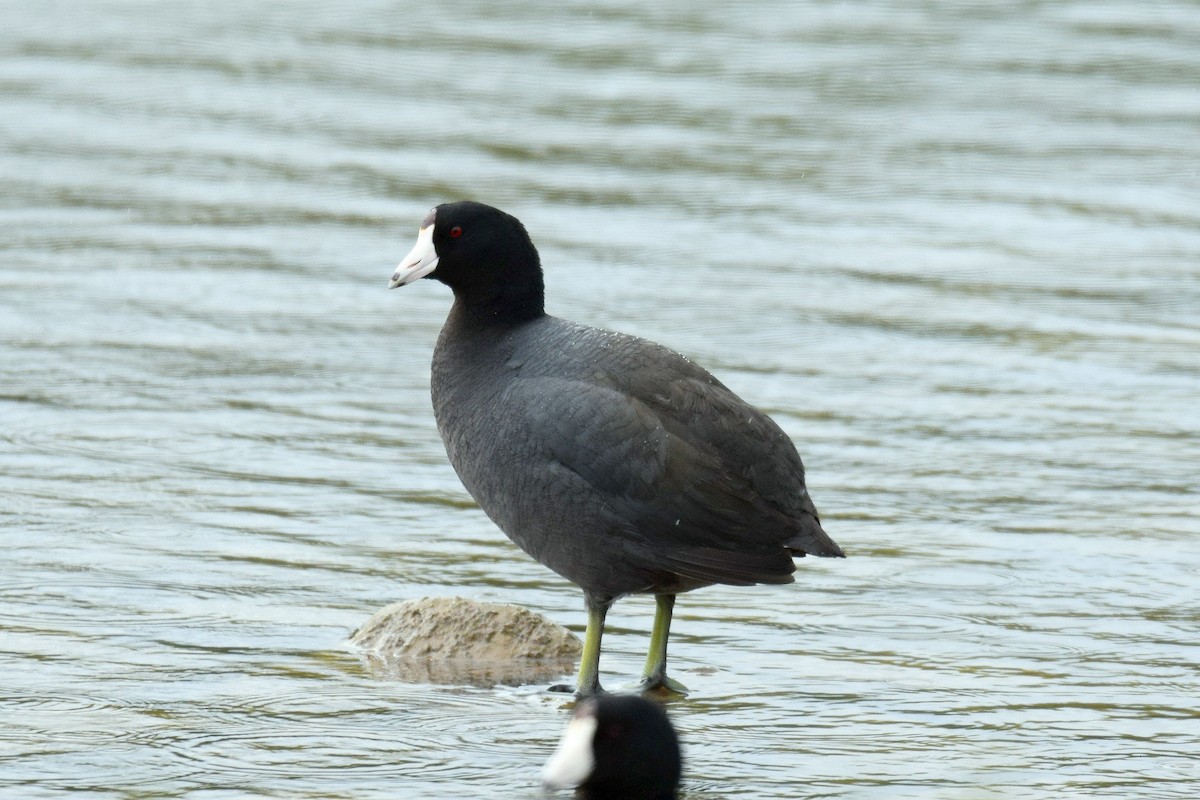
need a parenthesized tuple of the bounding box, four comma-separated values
(421, 208, 437, 229)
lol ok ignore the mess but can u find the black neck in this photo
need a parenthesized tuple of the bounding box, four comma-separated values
(447, 280, 545, 328)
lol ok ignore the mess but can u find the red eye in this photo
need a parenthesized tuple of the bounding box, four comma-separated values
(449, 226, 463, 239)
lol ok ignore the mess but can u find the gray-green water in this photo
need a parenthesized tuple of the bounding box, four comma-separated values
(2, 2, 1198, 798)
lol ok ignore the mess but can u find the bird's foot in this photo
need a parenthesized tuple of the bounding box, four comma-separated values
(638, 673, 689, 698)
(548, 683, 610, 698)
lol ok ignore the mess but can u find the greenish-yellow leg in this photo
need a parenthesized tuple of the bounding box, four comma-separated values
(574, 596, 611, 696)
(640, 594, 689, 696)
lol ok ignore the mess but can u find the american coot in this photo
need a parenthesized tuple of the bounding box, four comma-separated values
(542, 694, 681, 800)
(389, 201, 844, 695)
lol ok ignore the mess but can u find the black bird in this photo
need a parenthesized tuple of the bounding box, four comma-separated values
(389, 201, 844, 695)
(542, 694, 681, 800)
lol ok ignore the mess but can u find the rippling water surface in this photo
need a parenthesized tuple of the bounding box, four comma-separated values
(2, 2, 1198, 798)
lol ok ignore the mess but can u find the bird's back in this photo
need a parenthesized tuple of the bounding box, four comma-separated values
(431, 310, 841, 599)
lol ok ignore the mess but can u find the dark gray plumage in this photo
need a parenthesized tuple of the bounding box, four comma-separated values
(389, 201, 843, 695)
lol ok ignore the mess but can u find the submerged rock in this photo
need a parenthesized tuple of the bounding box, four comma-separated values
(349, 596, 581, 687)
